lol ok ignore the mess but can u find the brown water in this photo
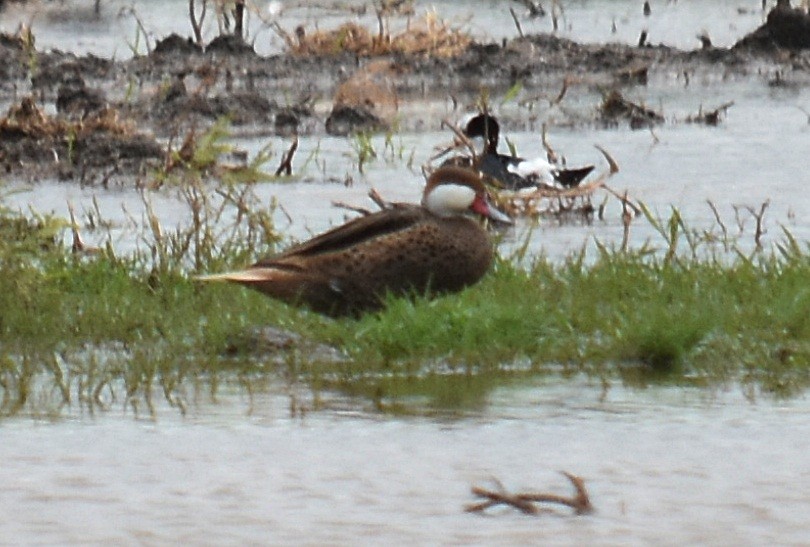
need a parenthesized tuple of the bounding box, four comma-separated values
(2, 381, 810, 545)
(2, 1, 810, 544)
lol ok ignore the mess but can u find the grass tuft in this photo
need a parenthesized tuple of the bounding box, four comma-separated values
(2, 193, 810, 417)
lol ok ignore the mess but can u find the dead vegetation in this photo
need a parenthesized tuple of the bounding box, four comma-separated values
(0, 96, 134, 140)
(0, 96, 162, 179)
(273, 11, 471, 58)
(465, 472, 593, 516)
(154, 118, 297, 188)
(495, 144, 625, 222)
(600, 90, 665, 129)
(685, 101, 735, 126)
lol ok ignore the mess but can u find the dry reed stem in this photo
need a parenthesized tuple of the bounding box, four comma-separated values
(621, 190, 632, 252)
(68, 201, 98, 255)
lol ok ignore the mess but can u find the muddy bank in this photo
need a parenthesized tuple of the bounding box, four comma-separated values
(0, 6, 807, 183)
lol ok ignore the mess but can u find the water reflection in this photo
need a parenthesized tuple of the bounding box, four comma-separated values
(2, 380, 810, 545)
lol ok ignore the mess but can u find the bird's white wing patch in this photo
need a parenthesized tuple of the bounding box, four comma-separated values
(508, 157, 556, 183)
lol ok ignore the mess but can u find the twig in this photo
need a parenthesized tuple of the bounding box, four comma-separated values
(466, 471, 593, 516)
(520, 472, 592, 515)
(277, 202, 294, 226)
(188, 0, 207, 46)
(439, 118, 478, 160)
(509, 7, 525, 38)
(603, 184, 641, 216)
(745, 200, 770, 249)
(233, 0, 245, 39)
(518, 77, 570, 109)
(331, 187, 390, 216)
(274, 136, 298, 176)
(368, 188, 391, 210)
(270, 21, 297, 49)
(620, 190, 632, 252)
(128, 9, 153, 55)
(594, 144, 641, 225)
(541, 123, 558, 163)
(550, 76, 570, 106)
(706, 200, 729, 244)
(467, 486, 539, 515)
(648, 126, 660, 145)
(375, 5, 386, 43)
(331, 201, 374, 216)
(68, 201, 85, 254)
(513, 0, 546, 17)
(551, 0, 560, 31)
(686, 101, 735, 126)
(594, 144, 620, 175)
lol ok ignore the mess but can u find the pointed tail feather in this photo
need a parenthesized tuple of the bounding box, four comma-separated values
(555, 165, 595, 188)
(194, 268, 278, 284)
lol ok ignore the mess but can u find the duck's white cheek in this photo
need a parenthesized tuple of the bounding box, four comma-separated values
(425, 184, 476, 216)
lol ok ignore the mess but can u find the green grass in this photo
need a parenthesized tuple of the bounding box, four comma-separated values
(1, 198, 810, 418)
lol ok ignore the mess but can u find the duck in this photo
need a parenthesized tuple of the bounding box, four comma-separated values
(460, 113, 595, 190)
(196, 166, 512, 317)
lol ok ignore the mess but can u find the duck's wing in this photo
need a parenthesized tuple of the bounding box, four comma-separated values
(478, 153, 534, 190)
(256, 205, 425, 265)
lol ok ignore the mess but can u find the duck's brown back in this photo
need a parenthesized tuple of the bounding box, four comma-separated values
(248, 206, 493, 316)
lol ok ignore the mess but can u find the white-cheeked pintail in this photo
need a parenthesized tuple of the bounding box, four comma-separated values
(461, 113, 595, 190)
(197, 166, 512, 316)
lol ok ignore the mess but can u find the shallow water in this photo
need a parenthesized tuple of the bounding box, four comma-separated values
(3, 381, 810, 545)
(0, 0, 765, 56)
(8, 82, 810, 259)
(3, 1, 810, 544)
(2, 1, 805, 258)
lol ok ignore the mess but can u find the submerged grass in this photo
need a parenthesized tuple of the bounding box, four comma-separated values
(1, 189, 810, 418)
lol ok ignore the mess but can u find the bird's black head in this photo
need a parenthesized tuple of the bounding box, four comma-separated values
(463, 113, 501, 154)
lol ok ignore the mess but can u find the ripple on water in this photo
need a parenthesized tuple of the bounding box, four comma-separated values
(1, 381, 810, 544)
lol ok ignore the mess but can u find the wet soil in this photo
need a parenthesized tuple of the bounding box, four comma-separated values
(0, 6, 809, 183)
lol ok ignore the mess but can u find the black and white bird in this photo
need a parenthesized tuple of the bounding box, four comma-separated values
(460, 113, 595, 190)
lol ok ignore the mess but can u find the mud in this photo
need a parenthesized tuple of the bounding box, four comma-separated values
(0, 5, 808, 184)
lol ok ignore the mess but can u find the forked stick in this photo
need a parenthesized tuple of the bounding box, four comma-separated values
(466, 471, 593, 516)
